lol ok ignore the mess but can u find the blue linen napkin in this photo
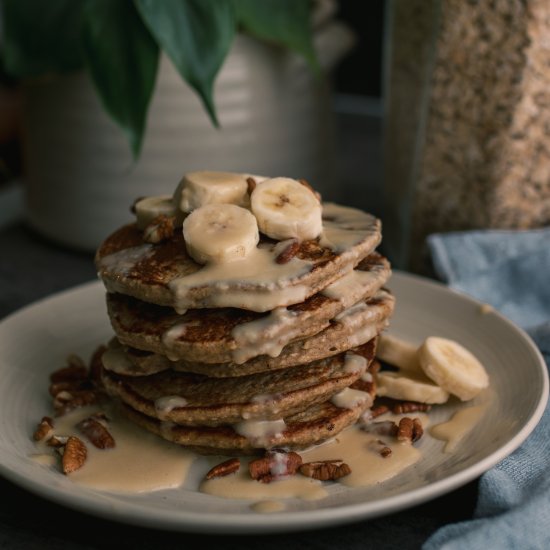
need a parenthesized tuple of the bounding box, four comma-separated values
(422, 228, 550, 550)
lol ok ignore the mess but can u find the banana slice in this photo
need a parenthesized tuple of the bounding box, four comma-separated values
(182, 203, 259, 264)
(173, 171, 252, 213)
(134, 195, 176, 230)
(250, 177, 322, 241)
(418, 336, 489, 401)
(377, 333, 422, 372)
(376, 371, 450, 404)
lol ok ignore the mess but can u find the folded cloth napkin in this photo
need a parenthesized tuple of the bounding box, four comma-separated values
(423, 228, 550, 550)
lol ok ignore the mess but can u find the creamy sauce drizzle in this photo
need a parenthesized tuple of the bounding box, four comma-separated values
(230, 306, 299, 364)
(201, 419, 426, 501)
(343, 353, 367, 374)
(334, 302, 372, 327)
(347, 323, 385, 349)
(321, 268, 381, 303)
(162, 323, 188, 360)
(319, 203, 379, 254)
(250, 500, 286, 513)
(102, 345, 165, 376)
(233, 419, 287, 447)
(430, 404, 487, 453)
(227, 261, 387, 365)
(168, 246, 312, 313)
(479, 303, 494, 315)
(30, 453, 58, 466)
(98, 244, 153, 276)
(34, 405, 195, 493)
(201, 466, 328, 501)
(31, 405, 447, 505)
(331, 388, 372, 410)
(99, 204, 380, 314)
(154, 396, 189, 419)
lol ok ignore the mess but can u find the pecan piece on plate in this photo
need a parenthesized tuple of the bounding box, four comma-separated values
(77, 415, 115, 449)
(299, 459, 351, 481)
(53, 389, 98, 416)
(50, 357, 88, 384)
(379, 445, 392, 458)
(396, 417, 424, 443)
(61, 436, 87, 474)
(205, 457, 241, 480)
(392, 401, 431, 415)
(369, 439, 393, 458)
(249, 450, 303, 483)
(33, 416, 54, 442)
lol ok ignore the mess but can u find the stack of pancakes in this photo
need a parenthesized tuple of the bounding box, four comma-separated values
(94, 174, 395, 455)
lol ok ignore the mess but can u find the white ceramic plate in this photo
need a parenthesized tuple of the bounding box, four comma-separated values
(0, 271, 547, 534)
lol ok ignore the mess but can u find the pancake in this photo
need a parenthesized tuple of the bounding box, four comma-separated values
(105, 253, 391, 365)
(119, 395, 373, 456)
(107, 290, 394, 377)
(100, 341, 378, 427)
(95, 203, 382, 313)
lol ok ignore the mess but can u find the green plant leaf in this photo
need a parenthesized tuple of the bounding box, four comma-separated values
(135, 0, 236, 127)
(232, 0, 319, 73)
(82, 0, 159, 157)
(0, 0, 86, 77)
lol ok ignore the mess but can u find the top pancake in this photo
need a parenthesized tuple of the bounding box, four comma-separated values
(95, 203, 382, 313)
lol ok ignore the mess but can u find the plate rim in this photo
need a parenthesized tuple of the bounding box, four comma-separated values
(0, 271, 547, 534)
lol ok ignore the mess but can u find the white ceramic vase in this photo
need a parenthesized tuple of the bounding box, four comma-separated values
(21, 19, 353, 251)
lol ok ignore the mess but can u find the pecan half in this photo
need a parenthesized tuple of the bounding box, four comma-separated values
(249, 450, 303, 483)
(369, 404, 390, 419)
(50, 361, 88, 384)
(299, 459, 351, 481)
(54, 389, 98, 416)
(77, 415, 115, 449)
(396, 417, 423, 443)
(380, 445, 392, 458)
(275, 240, 300, 264)
(205, 457, 241, 480)
(61, 436, 87, 474)
(49, 379, 93, 398)
(33, 416, 54, 441)
(392, 401, 432, 415)
(369, 439, 393, 458)
(143, 215, 176, 244)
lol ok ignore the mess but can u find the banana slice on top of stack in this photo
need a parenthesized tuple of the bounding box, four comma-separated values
(94, 170, 395, 455)
(376, 333, 490, 403)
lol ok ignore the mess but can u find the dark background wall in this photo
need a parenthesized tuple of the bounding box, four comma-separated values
(333, 0, 385, 99)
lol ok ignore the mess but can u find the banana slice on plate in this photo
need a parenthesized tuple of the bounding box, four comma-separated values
(134, 196, 176, 230)
(174, 171, 254, 213)
(377, 333, 422, 372)
(376, 371, 450, 404)
(418, 336, 489, 401)
(182, 203, 259, 264)
(250, 177, 323, 241)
